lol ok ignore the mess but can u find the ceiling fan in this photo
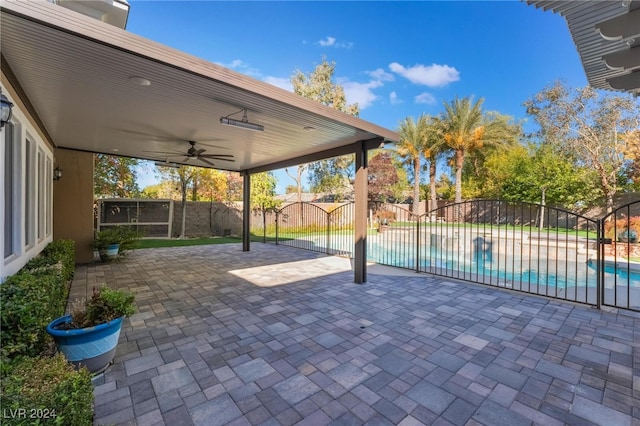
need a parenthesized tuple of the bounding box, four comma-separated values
(143, 140, 234, 167)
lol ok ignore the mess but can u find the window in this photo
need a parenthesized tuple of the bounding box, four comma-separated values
(46, 157, 52, 236)
(25, 138, 34, 247)
(37, 148, 44, 241)
(4, 122, 15, 258)
(1, 94, 55, 280)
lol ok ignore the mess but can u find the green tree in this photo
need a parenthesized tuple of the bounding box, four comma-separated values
(94, 154, 141, 198)
(141, 183, 163, 199)
(285, 165, 307, 202)
(623, 130, 640, 191)
(397, 114, 430, 214)
(423, 117, 446, 212)
(190, 169, 229, 202)
(439, 97, 520, 207)
(307, 155, 354, 201)
(156, 165, 199, 238)
(224, 172, 243, 205)
(292, 57, 360, 199)
(524, 81, 640, 212)
(251, 172, 281, 242)
(291, 57, 360, 116)
(436, 173, 455, 201)
(285, 184, 299, 194)
(483, 143, 593, 227)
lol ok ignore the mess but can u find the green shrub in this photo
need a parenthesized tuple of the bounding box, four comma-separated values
(66, 286, 136, 329)
(94, 226, 141, 256)
(0, 240, 75, 360)
(116, 226, 142, 253)
(41, 239, 75, 281)
(0, 273, 67, 359)
(0, 354, 93, 426)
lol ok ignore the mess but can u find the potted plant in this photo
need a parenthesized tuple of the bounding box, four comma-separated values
(46, 286, 135, 374)
(116, 225, 142, 255)
(94, 228, 122, 260)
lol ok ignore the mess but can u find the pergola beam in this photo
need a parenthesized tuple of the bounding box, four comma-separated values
(595, 7, 640, 41)
(244, 137, 386, 175)
(241, 136, 385, 283)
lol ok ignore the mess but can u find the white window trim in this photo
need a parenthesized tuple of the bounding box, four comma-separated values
(1, 87, 54, 281)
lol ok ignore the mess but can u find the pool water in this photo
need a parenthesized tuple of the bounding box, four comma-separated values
(366, 242, 640, 290)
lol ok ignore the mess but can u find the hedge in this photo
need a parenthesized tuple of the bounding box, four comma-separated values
(40, 239, 75, 281)
(0, 240, 74, 359)
(0, 354, 93, 426)
(0, 240, 92, 425)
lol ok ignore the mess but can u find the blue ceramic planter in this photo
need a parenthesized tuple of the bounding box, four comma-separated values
(619, 229, 638, 243)
(46, 315, 123, 374)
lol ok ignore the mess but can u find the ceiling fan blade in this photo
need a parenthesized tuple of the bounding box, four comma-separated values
(142, 150, 184, 155)
(148, 154, 188, 160)
(199, 154, 234, 158)
(199, 158, 216, 167)
(201, 156, 235, 162)
(196, 148, 206, 155)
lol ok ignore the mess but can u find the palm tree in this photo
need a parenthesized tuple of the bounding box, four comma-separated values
(397, 114, 430, 215)
(440, 97, 519, 205)
(423, 117, 446, 214)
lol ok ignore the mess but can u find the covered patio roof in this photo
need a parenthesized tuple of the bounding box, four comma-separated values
(0, 1, 399, 173)
(526, 0, 640, 95)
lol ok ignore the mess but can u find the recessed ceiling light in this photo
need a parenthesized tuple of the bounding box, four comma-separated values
(129, 76, 151, 86)
(112, 149, 119, 152)
(303, 126, 315, 131)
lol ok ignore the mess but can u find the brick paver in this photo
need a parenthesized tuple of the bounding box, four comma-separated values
(74, 244, 639, 425)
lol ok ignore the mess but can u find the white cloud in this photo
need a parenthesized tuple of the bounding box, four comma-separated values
(263, 76, 293, 92)
(415, 92, 437, 105)
(261, 66, 389, 111)
(368, 68, 394, 82)
(217, 59, 261, 77)
(318, 36, 336, 47)
(340, 67, 400, 109)
(389, 91, 401, 104)
(316, 36, 354, 49)
(342, 80, 383, 110)
(389, 62, 459, 87)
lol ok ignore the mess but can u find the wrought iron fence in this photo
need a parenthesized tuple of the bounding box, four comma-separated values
(268, 199, 639, 312)
(600, 200, 640, 311)
(415, 200, 600, 307)
(269, 202, 355, 255)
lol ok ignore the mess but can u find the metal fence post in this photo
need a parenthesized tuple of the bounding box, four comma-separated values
(596, 219, 602, 309)
(275, 210, 279, 246)
(326, 209, 331, 255)
(416, 215, 421, 273)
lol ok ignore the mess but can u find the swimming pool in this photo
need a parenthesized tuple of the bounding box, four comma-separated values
(366, 240, 640, 308)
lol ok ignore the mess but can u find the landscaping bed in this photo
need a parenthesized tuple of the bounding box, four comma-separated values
(0, 240, 93, 425)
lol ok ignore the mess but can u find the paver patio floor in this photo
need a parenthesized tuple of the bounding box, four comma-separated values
(71, 244, 639, 425)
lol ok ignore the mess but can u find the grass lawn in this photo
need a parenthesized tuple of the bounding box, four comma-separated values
(133, 234, 293, 249)
(133, 236, 241, 249)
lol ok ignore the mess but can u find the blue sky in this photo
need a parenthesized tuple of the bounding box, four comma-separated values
(128, 1, 588, 193)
